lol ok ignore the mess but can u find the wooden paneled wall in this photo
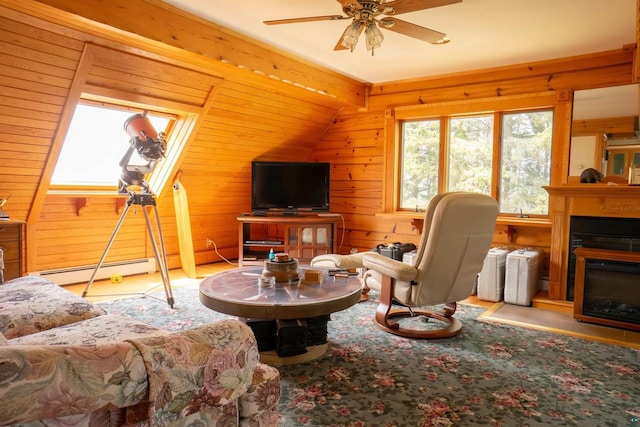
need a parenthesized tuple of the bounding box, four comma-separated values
(0, 3, 347, 274)
(315, 49, 636, 261)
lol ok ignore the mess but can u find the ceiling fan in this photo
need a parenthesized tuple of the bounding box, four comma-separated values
(264, 0, 462, 55)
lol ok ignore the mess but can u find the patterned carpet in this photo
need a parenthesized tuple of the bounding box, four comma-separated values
(98, 286, 640, 426)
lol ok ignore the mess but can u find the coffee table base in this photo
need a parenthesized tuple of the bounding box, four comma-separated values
(259, 343, 328, 366)
(245, 316, 330, 365)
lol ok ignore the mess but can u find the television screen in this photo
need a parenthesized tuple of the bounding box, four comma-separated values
(251, 161, 330, 213)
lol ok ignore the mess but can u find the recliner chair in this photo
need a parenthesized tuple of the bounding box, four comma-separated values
(311, 192, 498, 339)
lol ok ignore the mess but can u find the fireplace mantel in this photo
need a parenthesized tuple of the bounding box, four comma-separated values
(543, 184, 640, 300)
(545, 184, 640, 200)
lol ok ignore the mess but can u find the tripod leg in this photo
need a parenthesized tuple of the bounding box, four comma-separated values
(152, 206, 173, 305)
(144, 205, 174, 308)
(83, 202, 132, 298)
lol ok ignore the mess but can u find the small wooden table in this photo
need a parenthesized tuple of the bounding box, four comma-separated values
(199, 266, 362, 364)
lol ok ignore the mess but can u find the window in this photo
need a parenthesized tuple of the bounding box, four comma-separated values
(400, 119, 440, 210)
(448, 115, 494, 194)
(397, 105, 553, 216)
(499, 111, 553, 214)
(51, 103, 172, 187)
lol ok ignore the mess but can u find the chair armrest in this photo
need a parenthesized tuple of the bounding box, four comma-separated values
(310, 252, 366, 268)
(363, 252, 418, 282)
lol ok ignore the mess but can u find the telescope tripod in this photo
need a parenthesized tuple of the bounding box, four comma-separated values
(82, 192, 174, 308)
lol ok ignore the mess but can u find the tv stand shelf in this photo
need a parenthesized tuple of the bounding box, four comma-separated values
(237, 215, 338, 267)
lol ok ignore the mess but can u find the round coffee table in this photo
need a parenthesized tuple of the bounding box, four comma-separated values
(199, 266, 362, 364)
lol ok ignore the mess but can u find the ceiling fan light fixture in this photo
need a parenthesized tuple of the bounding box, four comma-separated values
(365, 21, 384, 55)
(341, 20, 362, 51)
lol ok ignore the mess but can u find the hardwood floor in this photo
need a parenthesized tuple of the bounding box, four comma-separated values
(65, 263, 638, 348)
(64, 261, 236, 302)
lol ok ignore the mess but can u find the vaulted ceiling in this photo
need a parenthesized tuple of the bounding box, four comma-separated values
(164, 0, 635, 83)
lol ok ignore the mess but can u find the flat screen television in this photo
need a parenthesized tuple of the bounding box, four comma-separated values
(251, 161, 330, 213)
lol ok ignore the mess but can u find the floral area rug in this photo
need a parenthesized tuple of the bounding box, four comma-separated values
(98, 286, 640, 427)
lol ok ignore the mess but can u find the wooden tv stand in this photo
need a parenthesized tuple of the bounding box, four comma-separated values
(237, 214, 339, 267)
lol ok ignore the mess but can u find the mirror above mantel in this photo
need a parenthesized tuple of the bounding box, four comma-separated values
(570, 84, 639, 180)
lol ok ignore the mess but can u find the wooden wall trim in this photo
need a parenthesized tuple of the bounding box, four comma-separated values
(572, 116, 637, 136)
(372, 49, 634, 96)
(2, 0, 366, 107)
(368, 49, 635, 110)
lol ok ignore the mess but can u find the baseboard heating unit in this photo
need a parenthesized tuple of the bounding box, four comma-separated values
(31, 258, 157, 286)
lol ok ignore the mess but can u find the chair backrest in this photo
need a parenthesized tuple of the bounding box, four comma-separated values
(412, 192, 499, 306)
(412, 192, 450, 267)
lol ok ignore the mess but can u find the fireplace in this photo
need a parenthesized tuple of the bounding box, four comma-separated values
(573, 247, 640, 331)
(567, 216, 640, 301)
(544, 185, 640, 304)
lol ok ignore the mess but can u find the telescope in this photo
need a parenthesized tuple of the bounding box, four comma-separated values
(118, 113, 166, 194)
(83, 112, 174, 307)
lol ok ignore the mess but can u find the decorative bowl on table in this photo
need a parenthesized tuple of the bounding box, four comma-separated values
(262, 253, 299, 285)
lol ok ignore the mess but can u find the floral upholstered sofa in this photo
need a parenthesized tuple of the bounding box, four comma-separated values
(0, 275, 281, 426)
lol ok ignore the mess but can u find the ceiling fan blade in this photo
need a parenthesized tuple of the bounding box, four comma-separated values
(384, 0, 462, 15)
(381, 17, 449, 44)
(264, 15, 349, 25)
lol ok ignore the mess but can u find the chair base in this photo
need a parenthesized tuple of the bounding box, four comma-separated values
(374, 305, 463, 339)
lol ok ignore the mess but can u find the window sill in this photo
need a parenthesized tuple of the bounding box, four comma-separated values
(377, 212, 551, 234)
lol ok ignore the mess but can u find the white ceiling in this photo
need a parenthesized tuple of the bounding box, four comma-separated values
(573, 84, 639, 120)
(163, 0, 635, 84)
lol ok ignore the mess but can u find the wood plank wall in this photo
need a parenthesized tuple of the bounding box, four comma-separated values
(0, 0, 636, 283)
(0, 4, 345, 274)
(314, 50, 635, 262)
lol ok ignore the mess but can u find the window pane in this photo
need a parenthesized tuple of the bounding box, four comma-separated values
(610, 152, 625, 175)
(51, 104, 169, 186)
(447, 115, 493, 194)
(500, 111, 553, 215)
(400, 120, 440, 210)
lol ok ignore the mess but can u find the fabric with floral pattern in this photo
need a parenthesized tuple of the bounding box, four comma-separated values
(0, 276, 106, 339)
(9, 313, 168, 345)
(0, 341, 148, 425)
(127, 319, 262, 426)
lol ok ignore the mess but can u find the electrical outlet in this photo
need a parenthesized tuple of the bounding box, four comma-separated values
(206, 238, 214, 248)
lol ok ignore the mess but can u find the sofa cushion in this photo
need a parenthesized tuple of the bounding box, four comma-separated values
(0, 276, 106, 339)
(10, 314, 167, 346)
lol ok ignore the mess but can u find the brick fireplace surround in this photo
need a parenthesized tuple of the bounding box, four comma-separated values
(544, 185, 640, 304)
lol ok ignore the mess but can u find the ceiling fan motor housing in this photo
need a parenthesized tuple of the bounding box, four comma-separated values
(343, 1, 395, 21)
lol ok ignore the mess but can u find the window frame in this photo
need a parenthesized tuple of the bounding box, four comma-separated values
(383, 92, 569, 218)
(47, 93, 199, 197)
(50, 98, 177, 191)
